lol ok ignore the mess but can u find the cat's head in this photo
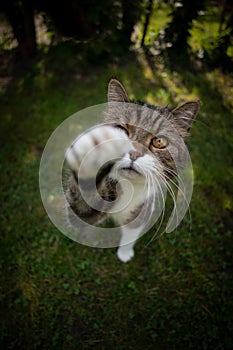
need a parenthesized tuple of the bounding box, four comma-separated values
(105, 79, 200, 181)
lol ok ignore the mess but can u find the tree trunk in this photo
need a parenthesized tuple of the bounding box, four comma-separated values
(4, 0, 37, 59)
(121, 0, 142, 49)
(214, 7, 233, 67)
(164, 0, 204, 56)
(141, 0, 153, 47)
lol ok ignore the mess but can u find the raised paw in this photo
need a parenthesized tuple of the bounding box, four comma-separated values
(66, 125, 131, 179)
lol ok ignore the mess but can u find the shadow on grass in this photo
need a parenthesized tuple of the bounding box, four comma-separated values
(0, 44, 233, 349)
(141, 51, 233, 222)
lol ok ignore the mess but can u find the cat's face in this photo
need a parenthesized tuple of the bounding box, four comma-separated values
(105, 79, 200, 182)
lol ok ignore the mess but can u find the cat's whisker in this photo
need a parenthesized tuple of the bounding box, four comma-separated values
(163, 167, 191, 223)
(175, 115, 206, 127)
(144, 172, 152, 218)
(155, 170, 180, 230)
(156, 167, 192, 237)
(153, 174, 167, 236)
(162, 166, 192, 232)
(150, 172, 166, 225)
(143, 172, 167, 247)
(139, 164, 167, 230)
(141, 170, 155, 225)
(136, 169, 160, 230)
(149, 172, 159, 215)
(149, 168, 179, 234)
(163, 166, 188, 199)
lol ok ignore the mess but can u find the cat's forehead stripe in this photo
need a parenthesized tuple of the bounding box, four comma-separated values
(128, 107, 168, 134)
(105, 103, 173, 135)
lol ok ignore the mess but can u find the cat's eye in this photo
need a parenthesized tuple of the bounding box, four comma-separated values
(116, 125, 129, 135)
(151, 136, 168, 149)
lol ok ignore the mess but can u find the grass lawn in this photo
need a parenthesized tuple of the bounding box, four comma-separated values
(0, 45, 233, 349)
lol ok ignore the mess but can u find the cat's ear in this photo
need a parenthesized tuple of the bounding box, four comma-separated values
(108, 79, 129, 103)
(172, 100, 200, 135)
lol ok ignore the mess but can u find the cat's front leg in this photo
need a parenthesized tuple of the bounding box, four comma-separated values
(65, 125, 131, 225)
(66, 125, 130, 180)
(117, 226, 143, 263)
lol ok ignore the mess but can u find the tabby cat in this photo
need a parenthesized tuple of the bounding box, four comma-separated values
(65, 79, 199, 262)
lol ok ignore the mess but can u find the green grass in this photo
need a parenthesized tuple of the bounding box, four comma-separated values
(0, 45, 233, 350)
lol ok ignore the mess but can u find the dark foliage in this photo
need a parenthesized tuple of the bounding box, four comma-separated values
(0, 0, 143, 60)
(164, 0, 206, 57)
(1, 0, 37, 58)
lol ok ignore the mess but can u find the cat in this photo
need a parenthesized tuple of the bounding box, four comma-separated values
(65, 79, 200, 262)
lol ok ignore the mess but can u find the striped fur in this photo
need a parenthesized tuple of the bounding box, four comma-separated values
(65, 79, 200, 262)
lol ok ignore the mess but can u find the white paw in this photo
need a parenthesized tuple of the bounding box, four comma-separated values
(117, 247, 135, 263)
(66, 125, 131, 178)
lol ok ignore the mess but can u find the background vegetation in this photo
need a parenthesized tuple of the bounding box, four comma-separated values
(0, 0, 232, 349)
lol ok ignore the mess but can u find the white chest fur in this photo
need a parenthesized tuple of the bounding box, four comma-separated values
(111, 178, 147, 225)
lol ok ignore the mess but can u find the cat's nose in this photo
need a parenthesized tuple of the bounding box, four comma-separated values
(129, 150, 143, 161)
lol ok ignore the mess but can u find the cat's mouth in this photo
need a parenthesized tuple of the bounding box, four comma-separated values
(121, 166, 141, 177)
